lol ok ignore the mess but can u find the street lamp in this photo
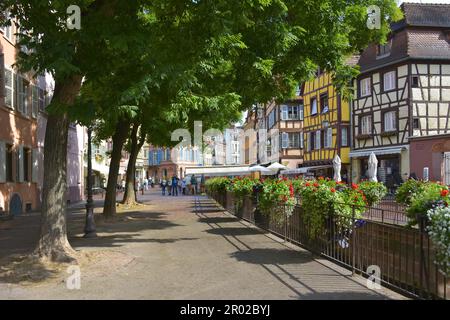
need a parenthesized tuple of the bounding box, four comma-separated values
(84, 103, 97, 238)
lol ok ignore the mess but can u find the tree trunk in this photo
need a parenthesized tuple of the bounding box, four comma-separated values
(122, 124, 145, 206)
(103, 119, 130, 217)
(34, 74, 83, 263)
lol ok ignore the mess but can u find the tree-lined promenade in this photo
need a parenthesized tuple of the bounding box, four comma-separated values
(0, 188, 406, 300)
(0, 0, 402, 264)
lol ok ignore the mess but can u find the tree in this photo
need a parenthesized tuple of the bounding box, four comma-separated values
(1, 0, 401, 262)
(0, 0, 149, 261)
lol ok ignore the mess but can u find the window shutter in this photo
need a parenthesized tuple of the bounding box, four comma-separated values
(281, 105, 288, 120)
(32, 148, 38, 183)
(13, 72, 17, 110)
(0, 53, 5, 99)
(316, 131, 321, 149)
(300, 133, 304, 149)
(281, 132, 288, 149)
(32, 86, 38, 118)
(18, 145, 24, 183)
(0, 141, 6, 183)
(327, 128, 332, 148)
(307, 133, 311, 151)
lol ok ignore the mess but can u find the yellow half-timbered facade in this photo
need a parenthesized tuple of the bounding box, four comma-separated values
(301, 71, 351, 179)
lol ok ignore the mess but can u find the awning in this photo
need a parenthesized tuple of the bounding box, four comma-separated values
(84, 163, 110, 175)
(349, 146, 408, 158)
(281, 165, 333, 175)
(185, 165, 250, 177)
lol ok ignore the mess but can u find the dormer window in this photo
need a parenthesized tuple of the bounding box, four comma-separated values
(376, 39, 392, 58)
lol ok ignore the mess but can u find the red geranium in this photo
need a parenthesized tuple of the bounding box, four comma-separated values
(351, 183, 359, 190)
(441, 189, 449, 197)
(313, 182, 319, 188)
(289, 184, 294, 197)
(330, 188, 336, 193)
(305, 182, 311, 187)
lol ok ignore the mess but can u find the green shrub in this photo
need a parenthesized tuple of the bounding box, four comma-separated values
(407, 183, 449, 225)
(358, 181, 388, 206)
(259, 178, 295, 224)
(427, 206, 450, 276)
(205, 177, 231, 193)
(395, 179, 427, 206)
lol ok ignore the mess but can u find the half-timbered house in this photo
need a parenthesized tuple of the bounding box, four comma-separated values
(301, 70, 351, 179)
(351, 3, 450, 186)
(254, 94, 304, 169)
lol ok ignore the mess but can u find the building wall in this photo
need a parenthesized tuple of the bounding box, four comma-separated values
(411, 63, 450, 137)
(0, 25, 40, 214)
(410, 135, 450, 182)
(303, 72, 350, 169)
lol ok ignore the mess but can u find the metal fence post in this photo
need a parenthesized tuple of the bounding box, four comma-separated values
(284, 205, 288, 243)
(351, 204, 356, 276)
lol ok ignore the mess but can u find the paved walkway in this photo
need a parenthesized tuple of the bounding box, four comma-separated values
(0, 189, 406, 299)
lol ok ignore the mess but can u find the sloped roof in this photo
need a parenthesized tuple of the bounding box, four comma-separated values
(358, 3, 450, 73)
(402, 2, 450, 28)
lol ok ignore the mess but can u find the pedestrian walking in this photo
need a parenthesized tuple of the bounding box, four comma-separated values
(171, 175, 179, 196)
(161, 178, 167, 196)
(182, 178, 186, 195)
(178, 178, 182, 195)
(191, 174, 198, 195)
(143, 178, 148, 191)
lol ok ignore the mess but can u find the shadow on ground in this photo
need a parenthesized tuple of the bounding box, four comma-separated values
(230, 248, 313, 265)
(197, 217, 238, 224)
(205, 227, 266, 236)
(295, 290, 388, 300)
(70, 234, 198, 248)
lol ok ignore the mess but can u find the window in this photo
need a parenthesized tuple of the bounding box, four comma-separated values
(411, 76, 419, 88)
(310, 97, 318, 115)
(341, 127, 349, 147)
(413, 118, 420, 130)
(38, 88, 46, 112)
(31, 86, 39, 118)
(295, 85, 302, 96)
(282, 132, 301, 149)
(281, 105, 302, 120)
(4, 68, 14, 108)
(315, 130, 321, 150)
(384, 111, 397, 132)
(361, 115, 372, 135)
(300, 133, 304, 149)
(320, 94, 329, 113)
(360, 78, 371, 97)
(23, 147, 31, 182)
(376, 40, 392, 57)
(1, 12, 13, 41)
(17, 75, 29, 115)
(93, 144, 100, 156)
(299, 105, 304, 120)
(324, 127, 332, 148)
(383, 71, 396, 91)
(268, 109, 276, 128)
(6, 144, 13, 182)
